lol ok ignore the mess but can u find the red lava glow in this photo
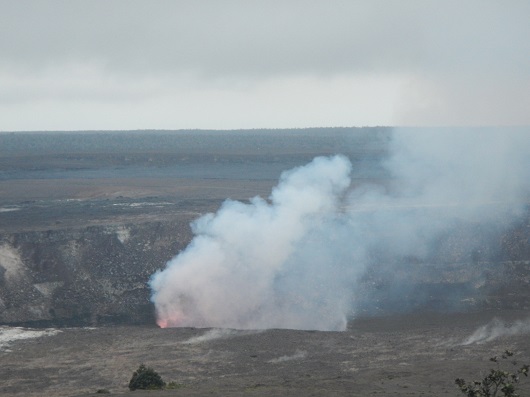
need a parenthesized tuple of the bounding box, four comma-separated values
(157, 318, 168, 328)
(156, 312, 184, 328)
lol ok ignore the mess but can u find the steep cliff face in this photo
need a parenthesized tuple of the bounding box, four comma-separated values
(0, 220, 193, 326)
(1, 215, 529, 327)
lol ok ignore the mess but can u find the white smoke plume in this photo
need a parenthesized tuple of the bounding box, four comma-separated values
(150, 128, 530, 331)
(150, 155, 356, 330)
(462, 317, 530, 345)
(181, 328, 259, 345)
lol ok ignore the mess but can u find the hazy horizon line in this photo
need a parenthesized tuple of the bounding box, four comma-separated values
(1, 125, 529, 134)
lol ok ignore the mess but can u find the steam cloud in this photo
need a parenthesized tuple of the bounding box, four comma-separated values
(462, 317, 530, 345)
(181, 329, 259, 345)
(150, 128, 530, 331)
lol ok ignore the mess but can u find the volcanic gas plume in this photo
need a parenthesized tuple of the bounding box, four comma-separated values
(150, 128, 530, 331)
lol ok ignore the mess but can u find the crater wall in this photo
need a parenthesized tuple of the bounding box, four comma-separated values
(0, 220, 193, 326)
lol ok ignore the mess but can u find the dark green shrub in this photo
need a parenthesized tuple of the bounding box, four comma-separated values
(455, 350, 529, 397)
(128, 364, 166, 391)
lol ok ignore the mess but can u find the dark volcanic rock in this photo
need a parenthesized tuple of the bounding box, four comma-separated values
(0, 219, 193, 326)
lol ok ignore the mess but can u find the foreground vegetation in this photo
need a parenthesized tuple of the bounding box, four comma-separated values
(455, 351, 529, 397)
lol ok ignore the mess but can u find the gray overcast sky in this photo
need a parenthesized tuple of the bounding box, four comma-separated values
(1, 0, 529, 131)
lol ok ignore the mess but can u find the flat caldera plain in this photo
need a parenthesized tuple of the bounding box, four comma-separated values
(1, 310, 530, 397)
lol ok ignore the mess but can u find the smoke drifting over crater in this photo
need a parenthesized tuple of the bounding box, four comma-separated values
(150, 129, 530, 331)
(462, 317, 530, 345)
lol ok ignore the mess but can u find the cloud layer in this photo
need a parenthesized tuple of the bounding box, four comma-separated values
(1, 1, 529, 129)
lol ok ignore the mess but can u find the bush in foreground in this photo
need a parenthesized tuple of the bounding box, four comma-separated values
(455, 350, 529, 397)
(128, 364, 166, 391)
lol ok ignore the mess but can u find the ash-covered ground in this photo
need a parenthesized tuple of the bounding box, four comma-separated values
(1, 311, 530, 396)
(0, 128, 529, 396)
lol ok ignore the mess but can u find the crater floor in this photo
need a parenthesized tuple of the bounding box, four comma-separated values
(1, 310, 529, 397)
